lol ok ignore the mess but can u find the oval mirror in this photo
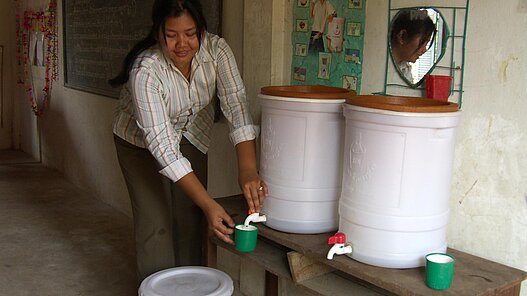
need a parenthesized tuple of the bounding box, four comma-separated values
(389, 8, 449, 87)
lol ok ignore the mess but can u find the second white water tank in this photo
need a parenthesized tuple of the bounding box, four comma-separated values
(339, 95, 461, 268)
(259, 85, 352, 234)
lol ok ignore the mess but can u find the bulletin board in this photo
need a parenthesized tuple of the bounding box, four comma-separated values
(63, 0, 222, 99)
(291, 0, 366, 93)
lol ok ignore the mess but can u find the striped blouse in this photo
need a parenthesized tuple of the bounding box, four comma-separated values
(113, 32, 258, 183)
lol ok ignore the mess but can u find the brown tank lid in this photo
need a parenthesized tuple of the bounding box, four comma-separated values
(261, 85, 355, 100)
(346, 95, 459, 113)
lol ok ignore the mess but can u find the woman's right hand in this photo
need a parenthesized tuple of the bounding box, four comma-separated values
(175, 172, 235, 244)
(203, 199, 235, 245)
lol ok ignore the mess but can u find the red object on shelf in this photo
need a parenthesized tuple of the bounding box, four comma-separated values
(425, 75, 452, 101)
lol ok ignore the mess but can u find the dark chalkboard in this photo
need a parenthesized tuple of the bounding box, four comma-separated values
(63, 0, 222, 98)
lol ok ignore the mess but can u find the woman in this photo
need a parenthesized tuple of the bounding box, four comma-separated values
(390, 9, 436, 83)
(109, 0, 268, 282)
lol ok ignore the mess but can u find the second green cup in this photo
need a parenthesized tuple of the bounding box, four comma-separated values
(234, 224, 258, 252)
(425, 253, 455, 290)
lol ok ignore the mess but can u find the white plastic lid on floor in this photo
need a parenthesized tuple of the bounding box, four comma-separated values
(139, 266, 234, 296)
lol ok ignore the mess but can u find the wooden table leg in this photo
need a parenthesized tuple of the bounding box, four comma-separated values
(265, 271, 278, 296)
(206, 238, 217, 267)
(203, 221, 217, 267)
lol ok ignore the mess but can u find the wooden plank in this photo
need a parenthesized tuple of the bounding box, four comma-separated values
(210, 233, 387, 296)
(216, 195, 527, 296)
(287, 251, 335, 283)
(301, 272, 387, 296)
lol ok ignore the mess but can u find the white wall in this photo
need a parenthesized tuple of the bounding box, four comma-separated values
(360, 0, 527, 293)
(10, 0, 133, 215)
(209, 0, 279, 198)
(450, 0, 527, 285)
(208, 0, 249, 199)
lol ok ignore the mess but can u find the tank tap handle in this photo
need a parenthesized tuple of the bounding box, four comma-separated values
(244, 212, 267, 227)
(327, 232, 352, 260)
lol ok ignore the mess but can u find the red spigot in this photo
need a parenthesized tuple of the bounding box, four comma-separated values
(327, 232, 346, 245)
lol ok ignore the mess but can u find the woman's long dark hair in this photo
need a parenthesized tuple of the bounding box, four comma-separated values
(390, 9, 436, 53)
(108, 0, 207, 87)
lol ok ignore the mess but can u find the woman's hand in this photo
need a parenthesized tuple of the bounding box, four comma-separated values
(239, 168, 268, 213)
(202, 199, 235, 245)
(235, 140, 268, 214)
(175, 172, 235, 244)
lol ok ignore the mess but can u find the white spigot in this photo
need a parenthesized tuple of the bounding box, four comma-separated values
(326, 232, 352, 260)
(244, 212, 267, 227)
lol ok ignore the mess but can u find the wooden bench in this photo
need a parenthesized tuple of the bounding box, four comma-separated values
(207, 195, 527, 296)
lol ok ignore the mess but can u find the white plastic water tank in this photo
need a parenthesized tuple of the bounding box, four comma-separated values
(259, 85, 353, 234)
(139, 266, 233, 296)
(339, 95, 461, 268)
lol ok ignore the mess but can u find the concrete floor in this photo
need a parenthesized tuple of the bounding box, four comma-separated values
(0, 150, 137, 295)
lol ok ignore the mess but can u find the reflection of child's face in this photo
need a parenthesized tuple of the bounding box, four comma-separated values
(399, 33, 430, 63)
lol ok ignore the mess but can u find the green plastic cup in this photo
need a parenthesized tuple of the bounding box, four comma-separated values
(426, 253, 455, 290)
(234, 224, 258, 252)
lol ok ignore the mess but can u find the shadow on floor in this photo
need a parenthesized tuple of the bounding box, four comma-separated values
(0, 151, 137, 295)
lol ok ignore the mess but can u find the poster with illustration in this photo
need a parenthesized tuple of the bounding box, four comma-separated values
(327, 17, 345, 53)
(291, 0, 365, 93)
(318, 53, 331, 79)
(342, 75, 358, 91)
